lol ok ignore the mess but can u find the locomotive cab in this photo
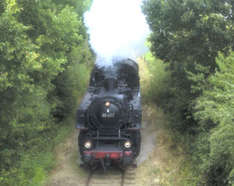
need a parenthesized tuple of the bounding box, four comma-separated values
(76, 59, 141, 168)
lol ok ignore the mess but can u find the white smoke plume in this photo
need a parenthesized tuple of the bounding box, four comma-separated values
(84, 0, 150, 66)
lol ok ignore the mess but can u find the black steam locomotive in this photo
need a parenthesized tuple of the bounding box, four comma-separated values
(76, 58, 141, 168)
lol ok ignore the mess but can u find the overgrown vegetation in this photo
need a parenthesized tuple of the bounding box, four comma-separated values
(143, 0, 234, 185)
(0, 0, 93, 185)
(142, 50, 171, 105)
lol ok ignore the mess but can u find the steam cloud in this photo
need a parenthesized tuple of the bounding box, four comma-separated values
(84, 0, 150, 66)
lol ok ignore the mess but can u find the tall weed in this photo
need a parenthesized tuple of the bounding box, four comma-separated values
(142, 51, 171, 105)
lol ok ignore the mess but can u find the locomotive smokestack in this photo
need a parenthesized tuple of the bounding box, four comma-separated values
(104, 78, 117, 91)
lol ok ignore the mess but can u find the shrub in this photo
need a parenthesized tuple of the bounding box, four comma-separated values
(143, 51, 171, 105)
(0, 0, 93, 185)
(192, 52, 234, 185)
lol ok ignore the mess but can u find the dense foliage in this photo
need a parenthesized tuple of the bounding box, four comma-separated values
(143, 0, 234, 185)
(142, 50, 171, 105)
(192, 53, 234, 185)
(0, 0, 93, 185)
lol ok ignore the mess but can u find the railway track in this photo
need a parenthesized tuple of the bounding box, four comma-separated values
(86, 166, 136, 186)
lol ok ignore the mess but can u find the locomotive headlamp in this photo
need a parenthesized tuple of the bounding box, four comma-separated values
(124, 140, 132, 149)
(84, 141, 92, 149)
(105, 101, 110, 107)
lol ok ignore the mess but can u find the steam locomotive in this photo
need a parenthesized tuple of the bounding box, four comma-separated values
(76, 58, 141, 169)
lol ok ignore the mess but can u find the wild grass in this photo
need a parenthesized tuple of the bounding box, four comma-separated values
(138, 55, 198, 186)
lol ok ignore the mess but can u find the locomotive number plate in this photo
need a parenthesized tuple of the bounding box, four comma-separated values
(102, 113, 115, 118)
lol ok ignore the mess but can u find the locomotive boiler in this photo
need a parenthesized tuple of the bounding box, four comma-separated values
(76, 58, 141, 169)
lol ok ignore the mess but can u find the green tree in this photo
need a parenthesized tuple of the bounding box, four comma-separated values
(0, 0, 93, 185)
(143, 0, 234, 185)
(192, 52, 234, 185)
(143, 0, 234, 133)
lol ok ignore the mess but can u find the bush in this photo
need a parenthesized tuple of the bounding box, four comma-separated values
(143, 0, 234, 184)
(0, 0, 93, 185)
(191, 52, 234, 185)
(143, 51, 171, 105)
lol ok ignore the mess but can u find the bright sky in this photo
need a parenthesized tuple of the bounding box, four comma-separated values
(84, 0, 150, 65)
